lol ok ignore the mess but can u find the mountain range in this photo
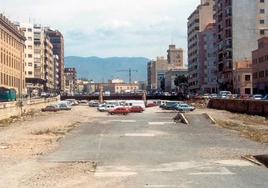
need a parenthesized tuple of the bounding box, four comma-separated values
(64, 56, 150, 82)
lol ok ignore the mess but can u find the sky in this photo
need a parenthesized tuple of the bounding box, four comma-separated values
(1, 0, 199, 59)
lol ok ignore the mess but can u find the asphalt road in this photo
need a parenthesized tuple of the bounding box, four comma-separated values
(43, 108, 268, 188)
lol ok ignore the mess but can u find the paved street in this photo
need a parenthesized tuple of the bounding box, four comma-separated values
(43, 109, 268, 188)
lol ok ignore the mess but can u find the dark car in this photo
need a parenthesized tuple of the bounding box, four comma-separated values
(129, 106, 144, 113)
(161, 102, 179, 110)
(41, 105, 59, 112)
(108, 107, 129, 115)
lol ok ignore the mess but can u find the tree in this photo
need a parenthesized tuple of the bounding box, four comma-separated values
(174, 75, 188, 95)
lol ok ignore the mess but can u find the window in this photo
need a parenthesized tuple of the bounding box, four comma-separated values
(253, 72, 258, 79)
(260, 9, 265, 14)
(27, 28, 32, 32)
(28, 45, 32, 49)
(28, 54, 32, 58)
(245, 75, 251, 81)
(260, 20, 265, 24)
(260, 30, 265, 35)
(259, 71, 265, 78)
(28, 62, 32, 66)
(260, 0, 265, 3)
(28, 71, 32, 75)
(266, 70, 268, 77)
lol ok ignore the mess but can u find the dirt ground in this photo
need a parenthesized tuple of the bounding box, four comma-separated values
(0, 104, 267, 188)
(196, 108, 268, 143)
(0, 105, 107, 188)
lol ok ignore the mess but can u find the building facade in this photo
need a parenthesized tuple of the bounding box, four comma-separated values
(214, 0, 268, 92)
(43, 35, 54, 92)
(18, 23, 55, 95)
(64, 68, 77, 96)
(167, 45, 184, 67)
(252, 37, 268, 94)
(0, 14, 26, 96)
(198, 23, 218, 93)
(45, 28, 64, 92)
(187, 0, 214, 93)
(233, 60, 252, 95)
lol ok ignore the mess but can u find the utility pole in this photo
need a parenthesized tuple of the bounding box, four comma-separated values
(117, 68, 138, 84)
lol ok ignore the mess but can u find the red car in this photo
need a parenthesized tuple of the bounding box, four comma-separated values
(109, 107, 129, 115)
(129, 106, 144, 113)
(146, 103, 158, 108)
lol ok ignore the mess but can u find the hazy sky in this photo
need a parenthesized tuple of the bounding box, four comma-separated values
(1, 0, 199, 59)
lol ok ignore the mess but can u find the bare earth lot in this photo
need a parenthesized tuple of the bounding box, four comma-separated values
(0, 106, 105, 188)
(0, 105, 267, 188)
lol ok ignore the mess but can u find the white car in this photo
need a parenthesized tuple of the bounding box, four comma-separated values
(97, 104, 116, 112)
(252, 94, 263, 100)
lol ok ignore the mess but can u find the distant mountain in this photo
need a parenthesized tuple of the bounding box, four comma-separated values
(64, 56, 150, 82)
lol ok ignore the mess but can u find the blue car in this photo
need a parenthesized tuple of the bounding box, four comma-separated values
(175, 103, 195, 112)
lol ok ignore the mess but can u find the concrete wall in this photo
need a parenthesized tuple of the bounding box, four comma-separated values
(208, 99, 268, 117)
(0, 97, 60, 121)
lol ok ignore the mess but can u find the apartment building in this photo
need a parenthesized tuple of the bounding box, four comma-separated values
(0, 14, 26, 96)
(43, 35, 54, 92)
(187, 0, 214, 93)
(198, 23, 218, 93)
(233, 60, 252, 95)
(64, 68, 77, 96)
(214, 0, 268, 92)
(17, 23, 55, 95)
(45, 28, 64, 92)
(252, 37, 268, 94)
(53, 55, 60, 91)
(167, 45, 184, 67)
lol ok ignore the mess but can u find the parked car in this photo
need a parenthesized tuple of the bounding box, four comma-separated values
(252, 94, 263, 100)
(160, 102, 180, 110)
(262, 95, 268, 100)
(210, 93, 218, 99)
(89, 100, 99, 107)
(97, 104, 116, 112)
(58, 103, 72, 110)
(41, 105, 59, 112)
(146, 103, 158, 108)
(129, 106, 144, 113)
(175, 103, 195, 112)
(66, 99, 79, 106)
(79, 100, 88, 104)
(219, 91, 232, 99)
(108, 107, 129, 115)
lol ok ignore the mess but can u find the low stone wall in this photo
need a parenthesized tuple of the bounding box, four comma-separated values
(208, 99, 268, 117)
(0, 97, 60, 121)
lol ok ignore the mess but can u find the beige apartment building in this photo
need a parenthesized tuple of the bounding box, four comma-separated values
(167, 45, 183, 67)
(233, 60, 252, 95)
(43, 36, 54, 92)
(252, 37, 268, 94)
(147, 45, 185, 92)
(187, 0, 214, 93)
(18, 23, 55, 95)
(0, 14, 26, 96)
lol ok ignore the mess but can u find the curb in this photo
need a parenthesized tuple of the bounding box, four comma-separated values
(203, 113, 216, 124)
(174, 113, 189, 125)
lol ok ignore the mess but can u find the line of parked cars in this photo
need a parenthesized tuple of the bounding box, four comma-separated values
(41, 99, 79, 112)
(160, 101, 195, 113)
(89, 100, 145, 115)
(190, 91, 268, 101)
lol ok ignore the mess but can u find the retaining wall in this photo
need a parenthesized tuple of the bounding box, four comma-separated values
(0, 97, 60, 121)
(208, 99, 268, 117)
